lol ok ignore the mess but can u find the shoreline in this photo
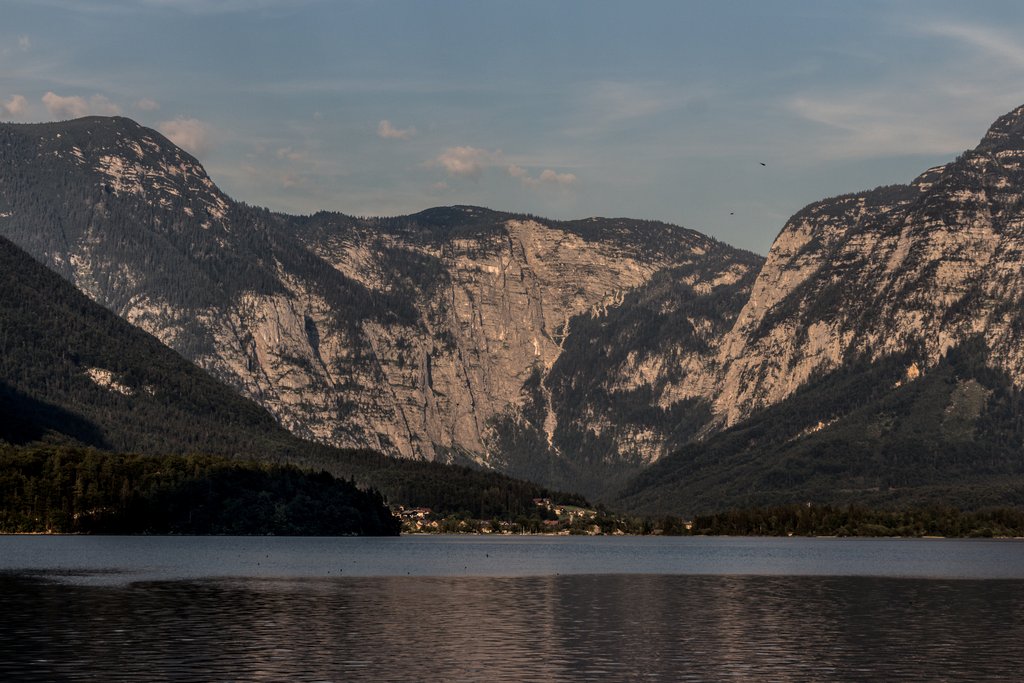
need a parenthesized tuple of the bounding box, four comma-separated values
(4, 530, 1024, 540)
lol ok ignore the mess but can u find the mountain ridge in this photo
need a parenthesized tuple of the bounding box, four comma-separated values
(8, 105, 1024, 510)
(0, 116, 761, 495)
(709, 101, 1024, 429)
(614, 103, 1024, 512)
(0, 231, 591, 520)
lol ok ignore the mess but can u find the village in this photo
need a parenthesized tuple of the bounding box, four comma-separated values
(395, 498, 626, 535)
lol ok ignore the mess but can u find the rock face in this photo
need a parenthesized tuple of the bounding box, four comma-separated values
(485, 249, 760, 495)
(0, 117, 759, 487)
(11, 104, 1024, 502)
(712, 104, 1024, 427)
(611, 100, 1024, 512)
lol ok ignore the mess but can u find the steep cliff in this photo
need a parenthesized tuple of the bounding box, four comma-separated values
(0, 117, 759, 487)
(7, 104, 1024, 509)
(614, 104, 1024, 513)
(0, 233, 586, 519)
(486, 248, 760, 495)
(713, 105, 1024, 429)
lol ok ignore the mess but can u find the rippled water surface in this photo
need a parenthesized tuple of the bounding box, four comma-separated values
(2, 535, 1024, 681)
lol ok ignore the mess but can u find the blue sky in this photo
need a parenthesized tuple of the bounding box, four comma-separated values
(2, 0, 1024, 253)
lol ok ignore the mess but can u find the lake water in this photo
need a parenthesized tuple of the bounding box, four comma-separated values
(2, 535, 1024, 681)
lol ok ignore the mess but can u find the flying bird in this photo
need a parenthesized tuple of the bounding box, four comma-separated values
(760, 162, 766, 166)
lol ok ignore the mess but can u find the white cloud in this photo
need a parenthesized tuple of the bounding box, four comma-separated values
(377, 119, 416, 140)
(2, 94, 28, 118)
(507, 164, 577, 188)
(507, 163, 528, 180)
(428, 148, 577, 190)
(537, 169, 577, 187)
(432, 181, 449, 191)
(157, 117, 213, 156)
(42, 91, 121, 119)
(135, 98, 160, 111)
(431, 146, 501, 178)
(43, 92, 88, 118)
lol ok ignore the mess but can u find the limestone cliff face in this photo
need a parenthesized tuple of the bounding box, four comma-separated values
(0, 117, 757, 472)
(16, 104, 1024, 497)
(270, 210, 745, 463)
(713, 104, 1024, 426)
(483, 247, 761, 495)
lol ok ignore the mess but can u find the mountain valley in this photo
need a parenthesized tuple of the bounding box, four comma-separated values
(6, 106, 1024, 511)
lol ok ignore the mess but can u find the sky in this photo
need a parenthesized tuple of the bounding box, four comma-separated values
(3, 1, 1024, 253)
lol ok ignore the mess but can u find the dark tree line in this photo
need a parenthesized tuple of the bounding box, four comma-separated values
(0, 445, 400, 535)
(690, 504, 1024, 538)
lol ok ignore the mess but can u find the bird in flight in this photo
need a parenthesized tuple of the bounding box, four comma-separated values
(760, 162, 766, 167)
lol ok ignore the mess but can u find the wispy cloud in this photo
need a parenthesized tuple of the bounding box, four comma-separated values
(135, 98, 161, 111)
(42, 91, 121, 119)
(377, 119, 415, 140)
(919, 21, 1024, 67)
(787, 92, 978, 159)
(238, 137, 350, 192)
(276, 146, 308, 162)
(783, 18, 1024, 161)
(157, 117, 213, 156)
(588, 81, 675, 122)
(565, 80, 715, 137)
(249, 77, 480, 96)
(6, 0, 315, 15)
(138, 0, 318, 14)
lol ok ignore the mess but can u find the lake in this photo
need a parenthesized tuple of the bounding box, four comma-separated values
(2, 535, 1024, 681)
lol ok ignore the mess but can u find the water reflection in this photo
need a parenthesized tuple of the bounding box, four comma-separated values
(2, 573, 1021, 681)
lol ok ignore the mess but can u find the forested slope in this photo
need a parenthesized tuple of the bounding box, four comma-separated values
(0, 236, 585, 521)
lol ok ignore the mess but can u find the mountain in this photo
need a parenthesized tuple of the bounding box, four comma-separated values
(486, 249, 759, 496)
(0, 234, 587, 520)
(0, 232, 294, 453)
(10, 105, 1024, 514)
(0, 116, 760, 497)
(712, 105, 1024, 426)
(617, 339, 1024, 515)
(616, 104, 1024, 514)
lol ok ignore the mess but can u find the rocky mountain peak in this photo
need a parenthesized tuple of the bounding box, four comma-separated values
(12, 105, 1024, 502)
(0, 115, 761, 493)
(977, 103, 1024, 154)
(711, 101, 1024, 429)
(0, 116, 230, 228)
